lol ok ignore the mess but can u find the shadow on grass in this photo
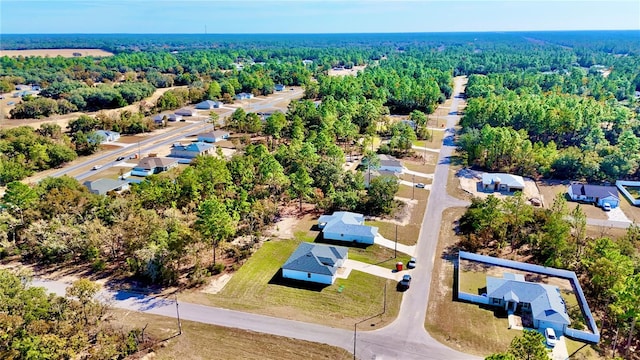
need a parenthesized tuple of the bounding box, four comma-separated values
(268, 268, 330, 292)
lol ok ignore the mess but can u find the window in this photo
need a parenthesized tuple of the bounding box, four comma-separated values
(307, 272, 311, 278)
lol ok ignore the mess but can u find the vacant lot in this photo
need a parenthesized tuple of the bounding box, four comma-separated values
(113, 309, 351, 360)
(0, 48, 114, 58)
(182, 236, 404, 330)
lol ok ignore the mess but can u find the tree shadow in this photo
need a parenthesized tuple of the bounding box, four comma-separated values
(268, 269, 330, 292)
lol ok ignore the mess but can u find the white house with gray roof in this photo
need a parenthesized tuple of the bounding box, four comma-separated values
(83, 178, 129, 195)
(568, 184, 619, 208)
(318, 211, 378, 245)
(195, 100, 222, 109)
(482, 173, 525, 192)
(377, 154, 404, 173)
(486, 273, 571, 334)
(281, 242, 348, 285)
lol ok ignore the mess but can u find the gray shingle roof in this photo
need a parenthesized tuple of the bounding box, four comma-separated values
(487, 275, 570, 325)
(83, 178, 128, 195)
(318, 211, 378, 237)
(282, 242, 347, 275)
(569, 184, 618, 200)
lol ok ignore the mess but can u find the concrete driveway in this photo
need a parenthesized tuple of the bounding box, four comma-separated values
(607, 206, 632, 223)
(374, 234, 416, 256)
(550, 335, 569, 360)
(338, 259, 406, 281)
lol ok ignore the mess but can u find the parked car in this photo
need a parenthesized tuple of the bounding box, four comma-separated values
(415, 183, 425, 188)
(116, 156, 125, 161)
(544, 328, 558, 347)
(92, 165, 102, 170)
(407, 257, 417, 269)
(399, 274, 412, 290)
(602, 203, 612, 211)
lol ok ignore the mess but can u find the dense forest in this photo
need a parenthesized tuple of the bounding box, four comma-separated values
(1, 31, 640, 358)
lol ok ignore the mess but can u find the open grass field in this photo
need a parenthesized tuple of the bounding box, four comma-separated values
(412, 129, 445, 148)
(369, 186, 429, 246)
(112, 309, 351, 360)
(0, 48, 114, 58)
(181, 237, 404, 330)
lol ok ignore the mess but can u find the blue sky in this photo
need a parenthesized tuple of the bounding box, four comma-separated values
(1, 0, 639, 34)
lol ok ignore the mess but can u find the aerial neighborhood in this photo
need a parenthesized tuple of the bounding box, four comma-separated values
(0, 18, 639, 360)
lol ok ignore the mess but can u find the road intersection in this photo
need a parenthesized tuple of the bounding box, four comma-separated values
(30, 79, 481, 359)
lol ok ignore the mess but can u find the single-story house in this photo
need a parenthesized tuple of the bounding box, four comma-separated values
(486, 273, 571, 334)
(274, 84, 286, 91)
(174, 108, 198, 117)
(364, 169, 398, 188)
(568, 184, 620, 208)
(131, 156, 179, 177)
(281, 242, 348, 285)
(197, 130, 229, 143)
(169, 142, 214, 159)
(482, 173, 525, 192)
(378, 154, 404, 173)
(94, 130, 120, 143)
(152, 114, 182, 123)
(195, 100, 222, 109)
(234, 92, 254, 100)
(302, 59, 314, 66)
(318, 211, 378, 245)
(83, 178, 130, 195)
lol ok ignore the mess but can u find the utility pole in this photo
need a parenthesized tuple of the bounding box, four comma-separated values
(175, 295, 182, 335)
(412, 174, 415, 200)
(395, 224, 398, 258)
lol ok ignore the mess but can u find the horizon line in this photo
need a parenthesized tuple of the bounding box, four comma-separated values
(3, 29, 640, 36)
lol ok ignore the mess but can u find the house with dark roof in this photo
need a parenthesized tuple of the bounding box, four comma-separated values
(281, 242, 348, 285)
(482, 173, 525, 192)
(83, 178, 130, 195)
(197, 130, 229, 143)
(568, 184, 619, 208)
(93, 130, 120, 143)
(174, 108, 198, 117)
(377, 154, 404, 173)
(317, 211, 378, 245)
(195, 100, 222, 110)
(169, 142, 214, 159)
(131, 157, 179, 177)
(486, 273, 571, 334)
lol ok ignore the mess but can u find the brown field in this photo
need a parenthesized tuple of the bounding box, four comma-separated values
(0, 48, 114, 58)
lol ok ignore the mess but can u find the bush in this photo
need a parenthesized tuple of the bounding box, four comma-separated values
(210, 262, 225, 275)
(92, 259, 106, 272)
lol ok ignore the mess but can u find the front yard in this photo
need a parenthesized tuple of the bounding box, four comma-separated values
(182, 235, 406, 329)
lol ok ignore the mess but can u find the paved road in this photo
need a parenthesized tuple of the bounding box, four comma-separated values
(29, 79, 480, 359)
(48, 89, 304, 181)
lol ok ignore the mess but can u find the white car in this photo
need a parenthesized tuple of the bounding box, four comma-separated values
(544, 328, 558, 347)
(602, 203, 611, 211)
(92, 165, 102, 170)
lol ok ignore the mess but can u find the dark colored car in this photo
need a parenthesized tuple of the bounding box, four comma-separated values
(116, 156, 125, 161)
(399, 274, 412, 290)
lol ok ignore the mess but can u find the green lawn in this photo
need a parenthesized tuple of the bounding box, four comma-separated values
(459, 269, 488, 295)
(412, 130, 445, 148)
(182, 238, 404, 329)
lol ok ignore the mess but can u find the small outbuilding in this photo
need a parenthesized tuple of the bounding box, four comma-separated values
(234, 92, 254, 100)
(274, 84, 286, 91)
(281, 242, 348, 285)
(567, 184, 620, 209)
(94, 130, 120, 143)
(153, 114, 182, 123)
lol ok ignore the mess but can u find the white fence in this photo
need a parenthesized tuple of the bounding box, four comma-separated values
(616, 180, 640, 206)
(457, 251, 600, 343)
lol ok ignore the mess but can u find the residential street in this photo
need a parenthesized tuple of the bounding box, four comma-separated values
(28, 77, 480, 359)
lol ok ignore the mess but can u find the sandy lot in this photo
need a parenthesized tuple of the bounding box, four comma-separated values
(456, 169, 542, 204)
(328, 65, 367, 77)
(0, 48, 114, 58)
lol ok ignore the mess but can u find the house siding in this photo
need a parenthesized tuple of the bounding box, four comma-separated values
(323, 231, 375, 245)
(282, 269, 334, 284)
